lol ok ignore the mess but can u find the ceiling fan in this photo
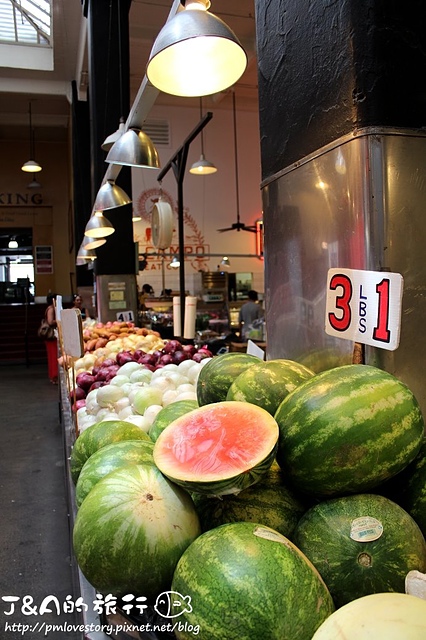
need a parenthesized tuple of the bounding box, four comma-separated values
(217, 91, 257, 234)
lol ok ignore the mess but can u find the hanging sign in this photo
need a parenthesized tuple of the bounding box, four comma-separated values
(325, 268, 404, 351)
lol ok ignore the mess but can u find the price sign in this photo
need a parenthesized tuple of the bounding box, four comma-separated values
(325, 268, 404, 351)
(116, 310, 135, 323)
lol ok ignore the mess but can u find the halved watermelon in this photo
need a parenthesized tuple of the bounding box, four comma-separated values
(153, 401, 279, 496)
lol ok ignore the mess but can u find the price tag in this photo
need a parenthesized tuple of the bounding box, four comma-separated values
(325, 268, 403, 351)
(116, 310, 135, 323)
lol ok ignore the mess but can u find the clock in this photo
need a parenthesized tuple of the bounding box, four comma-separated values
(151, 200, 174, 249)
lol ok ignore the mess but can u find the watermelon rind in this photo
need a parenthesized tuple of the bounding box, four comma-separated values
(275, 364, 425, 497)
(73, 463, 200, 599)
(75, 439, 155, 507)
(70, 419, 151, 484)
(148, 399, 198, 442)
(311, 592, 426, 639)
(226, 358, 315, 415)
(153, 401, 279, 496)
(196, 352, 260, 406)
(171, 522, 334, 640)
(192, 463, 308, 538)
(293, 493, 426, 608)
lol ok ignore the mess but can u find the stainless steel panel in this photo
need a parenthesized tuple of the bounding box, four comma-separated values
(263, 129, 426, 414)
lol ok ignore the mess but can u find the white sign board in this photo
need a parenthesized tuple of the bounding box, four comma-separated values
(61, 309, 84, 357)
(116, 310, 135, 323)
(325, 268, 404, 351)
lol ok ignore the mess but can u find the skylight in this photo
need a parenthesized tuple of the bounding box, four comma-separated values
(0, 0, 51, 46)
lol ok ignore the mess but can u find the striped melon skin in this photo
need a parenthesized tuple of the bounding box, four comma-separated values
(192, 463, 308, 538)
(148, 399, 198, 442)
(293, 493, 426, 608)
(172, 522, 334, 640)
(275, 365, 424, 498)
(227, 358, 315, 415)
(70, 419, 151, 484)
(196, 352, 260, 406)
(75, 439, 154, 507)
(153, 401, 279, 496)
(73, 463, 200, 599)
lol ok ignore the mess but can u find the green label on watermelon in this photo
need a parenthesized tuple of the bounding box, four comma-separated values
(350, 516, 383, 542)
(253, 526, 292, 548)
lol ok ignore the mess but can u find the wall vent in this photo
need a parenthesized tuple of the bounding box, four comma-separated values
(143, 119, 170, 147)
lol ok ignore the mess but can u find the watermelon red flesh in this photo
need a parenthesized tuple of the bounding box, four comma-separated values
(171, 522, 334, 640)
(293, 493, 426, 608)
(153, 401, 279, 496)
(149, 399, 198, 443)
(275, 364, 424, 498)
(75, 439, 155, 507)
(73, 463, 200, 599)
(70, 419, 151, 484)
(226, 358, 315, 415)
(196, 352, 260, 406)
(192, 463, 308, 538)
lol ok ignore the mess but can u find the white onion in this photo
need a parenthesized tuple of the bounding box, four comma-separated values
(177, 359, 198, 375)
(124, 415, 152, 432)
(118, 361, 143, 377)
(175, 391, 198, 402)
(176, 383, 196, 395)
(161, 389, 179, 406)
(143, 404, 163, 425)
(117, 406, 134, 420)
(114, 397, 130, 413)
(150, 377, 176, 394)
(160, 363, 179, 373)
(167, 373, 189, 387)
(96, 408, 119, 421)
(109, 374, 132, 387)
(132, 387, 163, 415)
(96, 385, 125, 408)
(186, 362, 203, 384)
(129, 368, 153, 384)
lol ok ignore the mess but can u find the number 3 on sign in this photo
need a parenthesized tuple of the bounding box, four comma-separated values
(325, 268, 404, 351)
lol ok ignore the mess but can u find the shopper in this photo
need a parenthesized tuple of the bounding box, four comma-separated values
(44, 293, 58, 384)
(238, 290, 263, 340)
(139, 283, 154, 310)
(72, 294, 89, 320)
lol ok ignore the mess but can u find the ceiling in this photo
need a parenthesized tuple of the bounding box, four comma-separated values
(0, 0, 258, 144)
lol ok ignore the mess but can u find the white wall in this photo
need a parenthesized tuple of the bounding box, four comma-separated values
(132, 103, 264, 296)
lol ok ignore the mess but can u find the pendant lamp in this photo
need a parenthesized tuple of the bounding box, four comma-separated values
(190, 97, 217, 175)
(170, 255, 180, 268)
(106, 128, 160, 169)
(93, 179, 132, 211)
(8, 237, 18, 249)
(21, 102, 42, 173)
(146, 0, 247, 98)
(102, 117, 126, 152)
(85, 211, 115, 238)
(27, 175, 42, 189)
(81, 234, 107, 251)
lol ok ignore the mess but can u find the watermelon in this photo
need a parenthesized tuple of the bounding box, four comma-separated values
(379, 439, 426, 537)
(312, 592, 426, 639)
(275, 364, 424, 497)
(73, 463, 200, 599)
(192, 463, 308, 538)
(153, 401, 279, 496)
(293, 493, 426, 608)
(149, 399, 198, 442)
(171, 522, 334, 640)
(70, 419, 151, 484)
(227, 358, 315, 415)
(75, 439, 155, 507)
(196, 352, 260, 405)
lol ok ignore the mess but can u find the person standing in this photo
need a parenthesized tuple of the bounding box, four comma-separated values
(72, 294, 89, 320)
(44, 293, 58, 384)
(238, 290, 263, 340)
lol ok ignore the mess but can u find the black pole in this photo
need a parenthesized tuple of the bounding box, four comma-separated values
(157, 112, 213, 338)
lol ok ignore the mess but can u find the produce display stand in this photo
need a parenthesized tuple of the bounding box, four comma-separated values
(59, 367, 177, 640)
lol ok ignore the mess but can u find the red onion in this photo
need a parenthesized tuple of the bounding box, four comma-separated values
(163, 339, 183, 354)
(88, 381, 106, 392)
(172, 350, 190, 364)
(69, 386, 86, 402)
(76, 372, 96, 391)
(116, 351, 135, 366)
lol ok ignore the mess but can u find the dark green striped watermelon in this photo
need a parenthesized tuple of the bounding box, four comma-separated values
(149, 399, 198, 442)
(70, 419, 151, 484)
(196, 352, 260, 405)
(75, 439, 155, 507)
(153, 401, 279, 496)
(73, 463, 200, 599)
(275, 364, 424, 498)
(227, 358, 315, 415)
(171, 522, 334, 640)
(192, 463, 308, 538)
(379, 438, 426, 537)
(293, 493, 426, 608)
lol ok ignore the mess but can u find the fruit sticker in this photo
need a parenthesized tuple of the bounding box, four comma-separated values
(350, 516, 384, 542)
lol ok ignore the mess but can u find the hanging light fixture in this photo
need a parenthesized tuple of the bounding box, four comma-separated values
(220, 256, 230, 267)
(189, 97, 217, 175)
(93, 179, 131, 211)
(169, 255, 180, 268)
(27, 175, 42, 189)
(102, 2, 127, 152)
(85, 211, 115, 238)
(8, 237, 18, 249)
(106, 128, 160, 169)
(102, 117, 126, 152)
(146, 0, 247, 97)
(76, 244, 96, 265)
(21, 102, 42, 173)
(81, 234, 107, 251)
(132, 212, 142, 222)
